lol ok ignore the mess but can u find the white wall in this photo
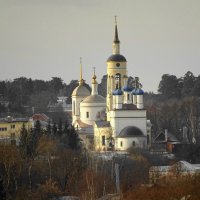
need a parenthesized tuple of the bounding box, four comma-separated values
(80, 102, 106, 125)
(116, 137, 147, 151)
(110, 110, 147, 138)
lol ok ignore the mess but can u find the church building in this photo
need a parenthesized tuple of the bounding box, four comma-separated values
(72, 18, 151, 151)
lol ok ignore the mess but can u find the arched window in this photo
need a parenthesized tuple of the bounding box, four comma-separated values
(120, 141, 123, 147)
(73, 101, 75, 115)
(132, 141, 136, 147)
(115, 73, 121, 81)
(115, 73, 121, 88)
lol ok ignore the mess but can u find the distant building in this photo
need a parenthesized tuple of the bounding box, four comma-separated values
(30, 113, 50, 129)
(71, 18, 151, 151)
(149, 161, 200, 184)
(56, 96, 72, 112)
(151, 129, 181, 153)
(48, 96, 72, 113)
(0, 116, 32, 145)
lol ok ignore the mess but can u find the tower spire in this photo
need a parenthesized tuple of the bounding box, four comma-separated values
(114, 16, 120, 43)
(92, 67, 97, 84)
(91, 67, 98, 95)
(79, 57, 84, 85)
(112, 16, 120, 54)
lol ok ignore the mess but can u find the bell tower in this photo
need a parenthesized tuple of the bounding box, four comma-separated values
(106, 17, 128, 120)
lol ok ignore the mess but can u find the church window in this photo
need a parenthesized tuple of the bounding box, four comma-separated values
(116, 63, 120, 67)
(102, 136, 105, 145)
(11, 124, 15, 129)
(73, 101, 75, 115)
(86, 112, 89, 118)
(127, 94, 130, 100)
(97, 112, 100, 119)
(115, 73, 121, 81)
(120, 141, 123, 147)
(132, 141, 136, 147)
(115, 73, 121, 88)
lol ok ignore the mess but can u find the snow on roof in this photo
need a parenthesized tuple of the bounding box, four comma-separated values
(92, 151, 129, 161)
(150, 161, 200, 173)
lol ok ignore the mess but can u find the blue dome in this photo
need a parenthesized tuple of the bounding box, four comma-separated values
(113, 89, 123, 95)
(134, 88, 144, 95)
(131, 88, 137, 95)
(107, 54, 127, 62)
(123, 85, 133, 92)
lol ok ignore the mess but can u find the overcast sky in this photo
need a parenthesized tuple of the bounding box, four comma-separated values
(0, 0, 200, 92)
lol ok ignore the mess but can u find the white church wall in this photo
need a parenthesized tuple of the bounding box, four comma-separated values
(117, 137, 147, 151)
(110, 110, 147, 138)
(80, 102, 106, 126)
(72, 96, 86, 124)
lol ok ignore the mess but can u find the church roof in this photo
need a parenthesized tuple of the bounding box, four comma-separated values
(72, 84, 90, 96)
(75, 119, 92, 128)
(94, 121, 111, 128)
(113, 88, 123, 95)
(81, 94, 106, 104)
(121, 104, 137, 110)
(123, 85, 133, 92)
(153, 132, 180, 143)
(117, 126, 144, 138)
(132, 88, 144, 95)
(107, 54, 127, 62)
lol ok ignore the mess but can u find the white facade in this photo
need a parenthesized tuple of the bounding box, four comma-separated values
(80, 101, 106, 125)
(109, 110, 147, 138)
(72, 90, 90, 123)
(71, 19, 151, 151)
(117, 137, 146, 151)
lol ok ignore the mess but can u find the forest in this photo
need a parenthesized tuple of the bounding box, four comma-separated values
(0, 71, 200, 199)
(145, 71, 200, 144)
(0, 77, 90, 115)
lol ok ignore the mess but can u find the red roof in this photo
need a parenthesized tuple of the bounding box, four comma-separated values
(32, 113, 49, 121)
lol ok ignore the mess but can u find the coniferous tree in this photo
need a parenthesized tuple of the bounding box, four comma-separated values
(68, 125, 80, 151)
(181, 71, 195, 97)
(63, 120, 69, 135)
(0, 178, 6, 200)
(57, 118, 63, 136)
(46, 120, 52, 136)
(158, 74, 181, 99)
(34, 120, 41, 134)
(192, 75, 200, 96)
(27, 128, 38, 158)
(19, 123, 28, 158)
(34, 120, 42, 144)
(52, 123, 57, 136)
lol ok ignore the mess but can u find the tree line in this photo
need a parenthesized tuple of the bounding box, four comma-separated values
(158, 71, 200, 99)
(145, 71, 200, 146)
(0, 77, 90, 115)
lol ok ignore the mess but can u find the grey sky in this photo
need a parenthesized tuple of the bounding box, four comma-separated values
(0, 0, 200, 92)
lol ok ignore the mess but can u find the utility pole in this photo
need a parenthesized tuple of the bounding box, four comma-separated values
(115, 163, 120, 194)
